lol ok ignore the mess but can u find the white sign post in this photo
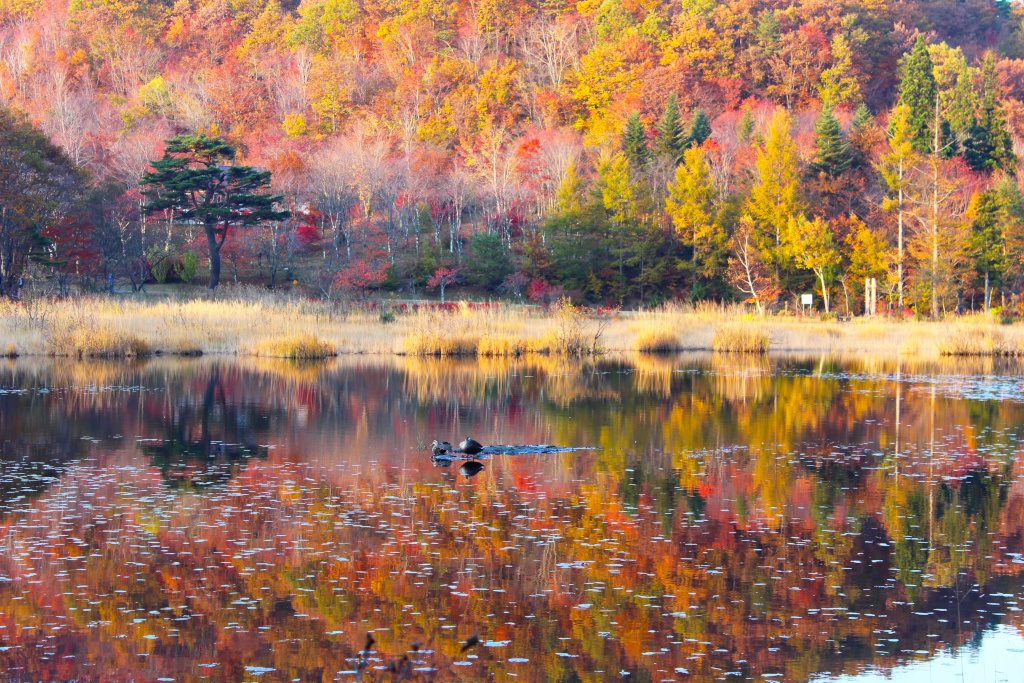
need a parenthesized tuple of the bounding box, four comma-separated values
(801, 293, 813, 315)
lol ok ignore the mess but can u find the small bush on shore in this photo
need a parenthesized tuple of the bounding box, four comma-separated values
(251, 335, 336, 359)
(712, 325, 770, 354)
(634, 328, 681, 353)
(528, 299, 601, 356)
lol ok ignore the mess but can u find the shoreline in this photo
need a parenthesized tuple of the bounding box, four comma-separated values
(3, 293, 1024, 360)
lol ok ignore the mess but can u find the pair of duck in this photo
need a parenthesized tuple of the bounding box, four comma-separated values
(431, 437, 483, 456)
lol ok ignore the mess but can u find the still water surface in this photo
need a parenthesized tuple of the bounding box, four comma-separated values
(2, 354, 1024, 682)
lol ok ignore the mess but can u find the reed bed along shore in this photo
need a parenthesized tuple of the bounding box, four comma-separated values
(4, 291, 1024, 360)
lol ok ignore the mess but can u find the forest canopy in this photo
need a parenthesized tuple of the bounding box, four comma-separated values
(3, 0, 1024, 314)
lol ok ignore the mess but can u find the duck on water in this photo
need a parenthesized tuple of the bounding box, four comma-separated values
(430, 437, 484, 457)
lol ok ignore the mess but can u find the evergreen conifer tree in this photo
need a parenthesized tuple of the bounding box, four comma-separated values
(898, 35, 938, 153)
(622, 113, 649, 170)
(849, 104, 874, 168)
(810, 106, 852, 177)
(738, 110, 755, 143)
(656, 94, 685, 164)
(141, 134, 289, 289)
(964, 53, 1015, 172)
(686, 109, 712, 147)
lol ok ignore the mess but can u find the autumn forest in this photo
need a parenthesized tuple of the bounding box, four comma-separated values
(2, 0, 1024, 314)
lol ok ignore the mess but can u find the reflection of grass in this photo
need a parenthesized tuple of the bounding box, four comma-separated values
(629, 352, 675, 396)
(246, 356, 338, 383)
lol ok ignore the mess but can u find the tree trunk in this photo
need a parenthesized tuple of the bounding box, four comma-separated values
(930, 96, 941, 320)
(897, 178, 904, 310)
(985, 271, 991, 314)
(206, 223, 221, 290)
(818, 270, 830, 314)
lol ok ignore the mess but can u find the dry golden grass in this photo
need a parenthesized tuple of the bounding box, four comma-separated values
(401, 329, 480, 356)
(249, 334, 337, 359)
(477, 334, 528, 357)
(399, 299, 601, 357)
(46, 323, 151, 359)
(712, 325, 771, 354)
(633, 327, 682, 353)
(5, 292, 1024, 359)
(935, 326, 1024, 357)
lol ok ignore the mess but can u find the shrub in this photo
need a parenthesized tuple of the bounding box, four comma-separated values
(633, 328, 681, 353)
(712, 325, 770, 354)
(531, 298, 599, 356)
(174, 251, 199, 283)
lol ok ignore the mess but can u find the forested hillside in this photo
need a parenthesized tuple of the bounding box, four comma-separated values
(2, 0, 1024, 315)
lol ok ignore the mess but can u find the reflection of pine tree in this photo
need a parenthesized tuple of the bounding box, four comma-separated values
(887, 486, 930, 600)
(141, 368, 268, 489)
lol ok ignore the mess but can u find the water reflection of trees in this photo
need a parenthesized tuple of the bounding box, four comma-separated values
(1, 354, 1024, 680)
(140, 367, 269, 488)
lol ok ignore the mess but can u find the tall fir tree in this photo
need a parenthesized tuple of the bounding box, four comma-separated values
(966, 179, 1024, 310)
(963, 52, 1015, 173)
(810, 106, 852, 177)
(656, 94, 685, 164)
(898, 35, 938, 153)
(945, 59, 977, 143)
(622, 112, 649, 171)
(686, 109, 712, 147)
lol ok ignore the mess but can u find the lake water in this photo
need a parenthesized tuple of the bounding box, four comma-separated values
(2, 354, 1024, 682)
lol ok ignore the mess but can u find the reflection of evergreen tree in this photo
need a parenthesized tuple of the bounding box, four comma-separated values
(891, 487, 930, 600)
(141, 367, 268, 489)
(618, 462, 643, 511)
(655, 469, 678, 533)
